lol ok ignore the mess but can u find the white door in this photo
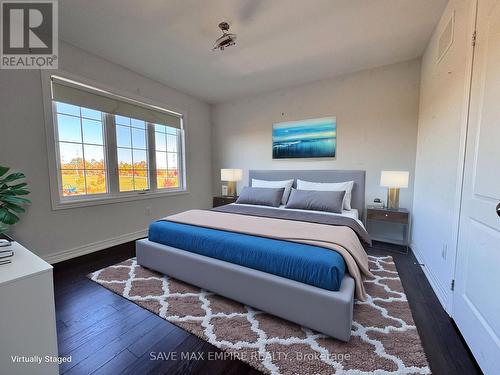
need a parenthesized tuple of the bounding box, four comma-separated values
(453, 0, 500, 374)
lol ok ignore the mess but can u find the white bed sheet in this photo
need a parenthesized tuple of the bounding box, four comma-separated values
(229, 203, 365, 228)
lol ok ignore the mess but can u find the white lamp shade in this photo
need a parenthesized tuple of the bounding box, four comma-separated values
(380, 171, 409, 188)
(221, 168, 243, 182)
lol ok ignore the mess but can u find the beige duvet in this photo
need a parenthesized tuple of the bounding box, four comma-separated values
(164, 209, 373, 300)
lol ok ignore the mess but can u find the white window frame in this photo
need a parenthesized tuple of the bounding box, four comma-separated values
(41, 71, 188, 210)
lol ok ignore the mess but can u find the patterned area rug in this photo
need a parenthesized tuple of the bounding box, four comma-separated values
(88, 255, 430, 374)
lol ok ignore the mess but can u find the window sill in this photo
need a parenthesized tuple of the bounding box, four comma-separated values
(51, 189, 190, 210)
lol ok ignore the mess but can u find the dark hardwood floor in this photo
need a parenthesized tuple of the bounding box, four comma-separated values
(53, 240, 481, 375)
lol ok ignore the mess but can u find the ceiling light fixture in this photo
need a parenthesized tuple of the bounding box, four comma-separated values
(212, 22, 236, 51)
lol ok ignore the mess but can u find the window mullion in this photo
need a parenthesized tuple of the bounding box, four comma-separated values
(79, 108, 88, 195)
(147, 123, 157, 192)
(179, 127, 186, 190)
(105, 114, 119, 194)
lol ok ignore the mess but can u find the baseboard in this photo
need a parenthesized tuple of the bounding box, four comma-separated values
(43, 229, 148, 264)
(411, 244, 450, 314)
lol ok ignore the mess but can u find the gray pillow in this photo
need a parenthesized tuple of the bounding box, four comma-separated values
(285, 189, 346, 213)
(236, 187, 285, 207)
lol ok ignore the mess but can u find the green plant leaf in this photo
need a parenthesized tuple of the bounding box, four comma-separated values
(0, 222, 8, 234)
(0, 167, 29, 229)
(0, 195, 31, 205)
(0, 166, 9, 178)
(9, 182, 28, 190)
(3, 203, 25, 213)
(10, 189, 30, 195)
(0, 208, 19, 225)
(1, 172, 26, 183)
(0, 190, 16, 195)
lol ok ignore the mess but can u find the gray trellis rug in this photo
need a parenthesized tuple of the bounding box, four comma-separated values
(88, 255, 430, 374)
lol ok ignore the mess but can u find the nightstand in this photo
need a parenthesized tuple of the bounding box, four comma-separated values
(366, 206, 410, 253)
(213, 195, 239, 208)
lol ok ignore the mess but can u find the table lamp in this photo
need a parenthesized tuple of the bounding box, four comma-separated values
(380, 171, 409, 209)
(221, 169, 242, 197)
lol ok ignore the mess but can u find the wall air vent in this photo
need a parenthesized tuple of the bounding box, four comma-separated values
(437, 12, 455, 63)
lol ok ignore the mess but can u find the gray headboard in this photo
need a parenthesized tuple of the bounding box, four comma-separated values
(249, 169, 366, 217)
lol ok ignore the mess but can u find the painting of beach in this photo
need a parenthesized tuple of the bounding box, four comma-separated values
(272, 117, 336, 159)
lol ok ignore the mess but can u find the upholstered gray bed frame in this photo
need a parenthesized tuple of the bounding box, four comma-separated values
(137, 169, 366, 341)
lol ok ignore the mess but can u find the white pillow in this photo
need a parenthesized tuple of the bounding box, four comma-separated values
(296, 179, 355, 210)
(251, 178, 294, 205)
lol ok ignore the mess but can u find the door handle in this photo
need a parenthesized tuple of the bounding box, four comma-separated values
(497, 203, 500, 217)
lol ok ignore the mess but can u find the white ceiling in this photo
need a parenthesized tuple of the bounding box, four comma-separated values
(59, 0, 447, 103)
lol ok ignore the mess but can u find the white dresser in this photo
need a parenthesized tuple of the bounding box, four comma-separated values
(0, 241, 59, 375)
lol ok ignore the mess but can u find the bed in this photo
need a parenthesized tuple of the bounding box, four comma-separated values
(136, 169, 370, 341)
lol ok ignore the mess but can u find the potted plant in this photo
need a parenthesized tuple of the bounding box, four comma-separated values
(0, 166, 30, 239)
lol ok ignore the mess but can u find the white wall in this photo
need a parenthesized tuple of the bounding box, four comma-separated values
(0, 42, 212, 262)
(412, 0, 475, 311)
(212, 60, 421, 211)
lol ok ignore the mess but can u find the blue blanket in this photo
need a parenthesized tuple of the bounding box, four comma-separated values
(149, 221, 345, 291)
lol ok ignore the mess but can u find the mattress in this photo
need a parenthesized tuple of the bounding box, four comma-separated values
(148, 220, 346, 291)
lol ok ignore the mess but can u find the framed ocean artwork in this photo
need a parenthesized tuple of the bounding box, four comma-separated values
(272, 117, 337, 159)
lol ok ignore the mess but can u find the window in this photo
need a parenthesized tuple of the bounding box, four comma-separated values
(56, 102, 107, 196)
(48, 75, 186, 207)
(154, 124, 182, 189)
(115, 115, 149, 192)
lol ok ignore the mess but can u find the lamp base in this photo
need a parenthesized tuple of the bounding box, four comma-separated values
(387, 188, 400, 209)
(226, 181, 237, 197)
